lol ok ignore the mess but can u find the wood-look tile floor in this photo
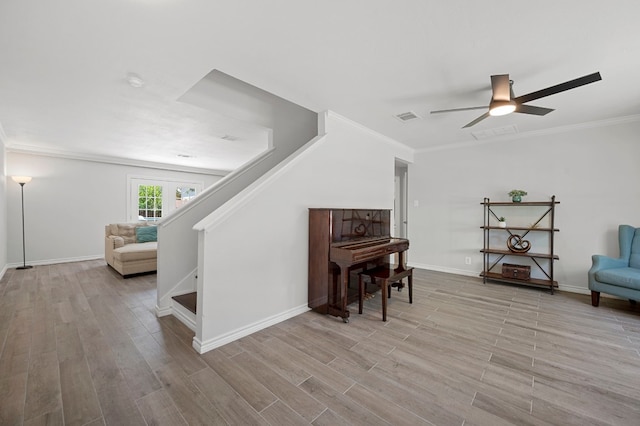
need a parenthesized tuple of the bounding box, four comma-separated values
(2, 261, 640, 425)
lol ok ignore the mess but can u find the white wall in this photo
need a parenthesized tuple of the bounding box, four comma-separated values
(408, 117, 640, 293)
(192, 112, 414, 352)
(0, 139, 6, 277)
(5, 152, 222, 266)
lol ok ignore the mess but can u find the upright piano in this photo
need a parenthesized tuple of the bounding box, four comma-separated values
(308, 208, 409, 322)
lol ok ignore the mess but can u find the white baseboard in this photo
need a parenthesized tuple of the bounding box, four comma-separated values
(0, 264, 7, 281)
(7, 254, 103, 269)
(155, 300, 198, 330)
(155, 304, 173, 317)
(171, 302, 196, 332)
(192, 304, 310, 354)
(557, 284, 590, 295)
(409, 263, 591, 295)
(409, 262, 478, 278)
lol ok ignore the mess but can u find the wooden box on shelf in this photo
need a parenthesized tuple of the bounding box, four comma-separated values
(501, 263, 531, 281)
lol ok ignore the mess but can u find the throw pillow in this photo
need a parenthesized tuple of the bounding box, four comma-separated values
(136, 226, 157, 243)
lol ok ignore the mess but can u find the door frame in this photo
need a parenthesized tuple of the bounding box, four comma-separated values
(394, 160, 409, 238)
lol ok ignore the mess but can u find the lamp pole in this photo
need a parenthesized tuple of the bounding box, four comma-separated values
(12, 176, 33, 270)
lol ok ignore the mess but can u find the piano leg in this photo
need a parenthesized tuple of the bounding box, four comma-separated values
(339, 265, 350, 322)
(398, 250, 407, 269)
(329, 266, 349, 323)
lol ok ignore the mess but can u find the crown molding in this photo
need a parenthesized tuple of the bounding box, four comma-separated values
(417, 113, 640, 153)
(5, 144, 230, 176)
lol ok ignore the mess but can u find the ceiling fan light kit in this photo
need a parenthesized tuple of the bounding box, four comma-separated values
(489, 100, 516, 116)
(431, 72, 602, 128)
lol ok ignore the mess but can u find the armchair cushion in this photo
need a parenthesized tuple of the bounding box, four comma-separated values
(112, 241, 157, 262)
(594, 268, 640, 290)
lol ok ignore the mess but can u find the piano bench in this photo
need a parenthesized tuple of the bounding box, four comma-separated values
(358, 264, 413, 321)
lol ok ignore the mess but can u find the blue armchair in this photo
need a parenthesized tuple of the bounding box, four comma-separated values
(588, 224, 640, 306)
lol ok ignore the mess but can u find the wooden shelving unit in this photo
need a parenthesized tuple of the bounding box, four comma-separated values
(481, 196, 559, 293)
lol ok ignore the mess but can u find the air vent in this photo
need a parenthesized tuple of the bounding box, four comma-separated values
(394, 111, 421, 122)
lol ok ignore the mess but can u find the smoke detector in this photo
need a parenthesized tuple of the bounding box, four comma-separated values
(126, 73, 145, 88)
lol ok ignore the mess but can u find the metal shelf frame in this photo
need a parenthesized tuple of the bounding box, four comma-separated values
(481, 195, 559, 293)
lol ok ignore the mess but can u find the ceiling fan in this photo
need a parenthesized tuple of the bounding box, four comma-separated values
(430, 72, 602, 128)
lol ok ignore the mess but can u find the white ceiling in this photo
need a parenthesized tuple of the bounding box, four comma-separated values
(1, 1, 639, 173)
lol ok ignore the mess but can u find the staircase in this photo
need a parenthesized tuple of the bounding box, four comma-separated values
(171, 292, 197, 330)
(172, 292, 196, 313)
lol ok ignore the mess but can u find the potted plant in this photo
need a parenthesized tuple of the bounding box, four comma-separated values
(508, 189, 527, 203)
(498, 217, 507, 228)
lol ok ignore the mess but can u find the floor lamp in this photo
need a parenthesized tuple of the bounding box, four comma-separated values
(12, 176, 33, 270)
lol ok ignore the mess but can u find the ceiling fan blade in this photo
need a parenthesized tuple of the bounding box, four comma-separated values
(490, 74, 511, 101)
(513, 72, 602, 104)
(462, 112, 490, 128)
(430, 106, 487, 114)
(515, 104, 554, 116)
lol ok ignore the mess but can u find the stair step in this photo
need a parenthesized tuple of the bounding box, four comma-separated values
(172, 292, 197, 314)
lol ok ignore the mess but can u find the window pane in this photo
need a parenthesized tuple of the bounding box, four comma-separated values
(175, 186, 196, 208)
(138, 185, 163, 221)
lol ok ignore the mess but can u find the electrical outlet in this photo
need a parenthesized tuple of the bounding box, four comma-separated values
(465, 257, 472, 265)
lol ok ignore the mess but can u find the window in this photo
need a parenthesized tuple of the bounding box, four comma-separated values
(138, 185, 163, 221)
(175, 186, 197, 208)
(128, 177, 203, 222)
